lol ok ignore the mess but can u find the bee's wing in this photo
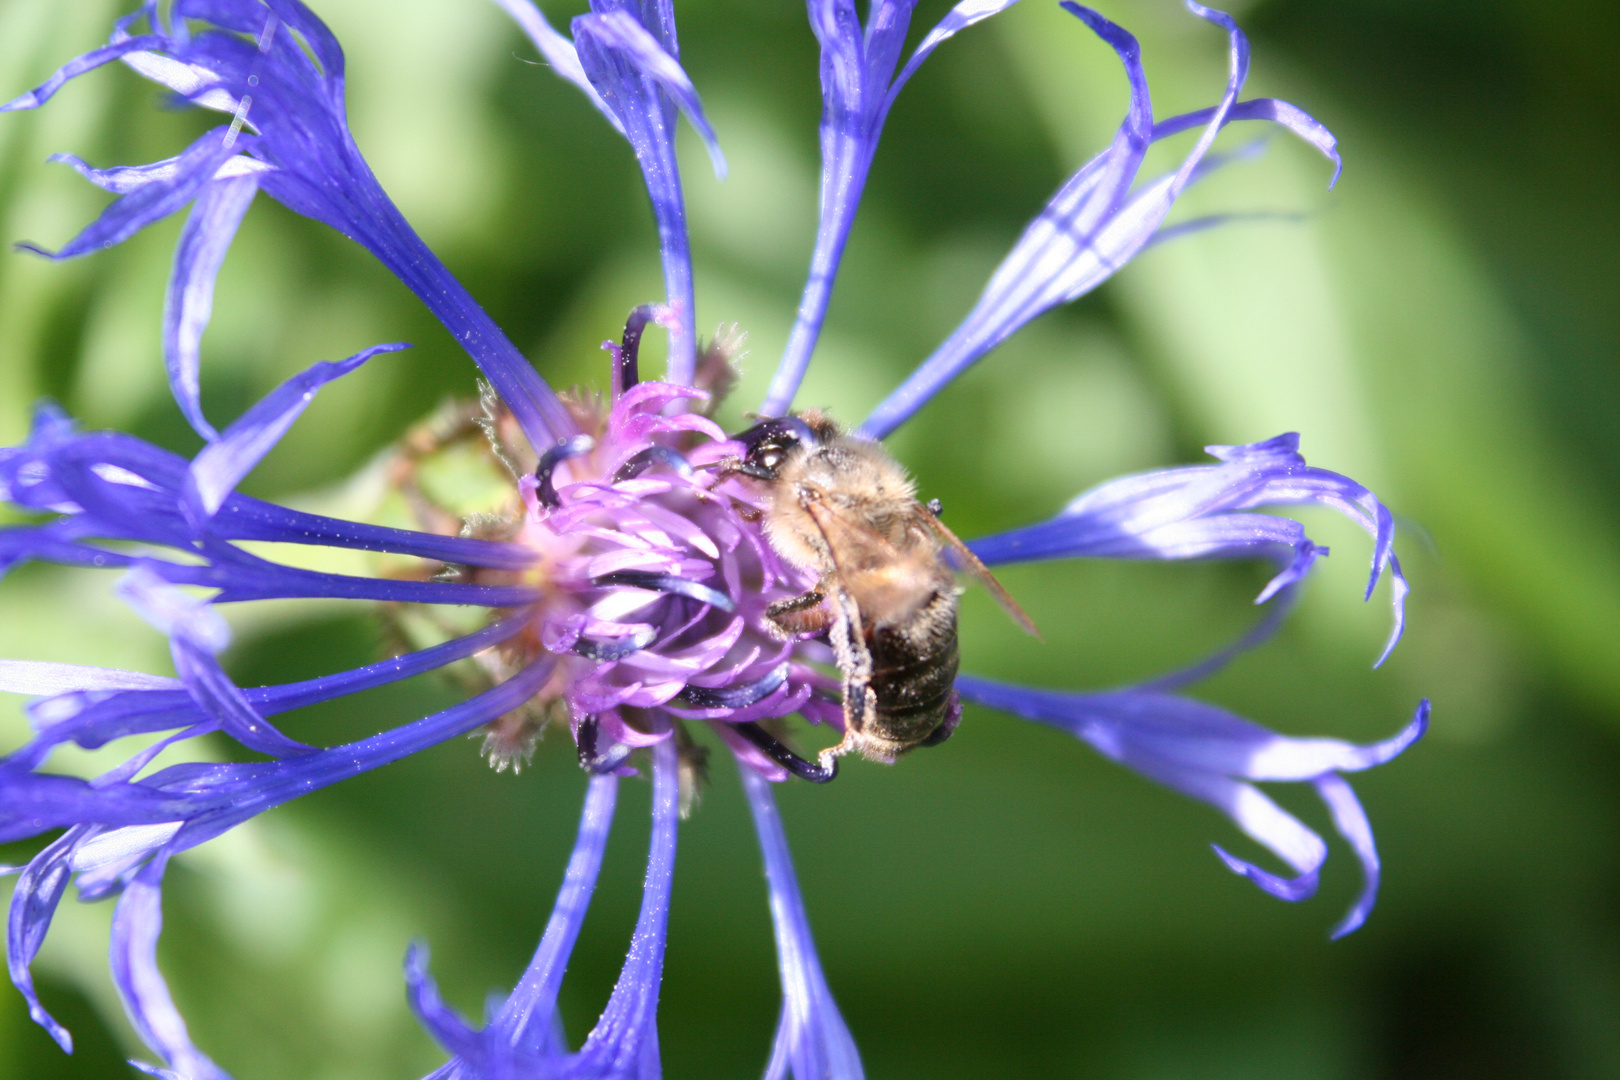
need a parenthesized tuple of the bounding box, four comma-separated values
(923, 511, 1041, 638)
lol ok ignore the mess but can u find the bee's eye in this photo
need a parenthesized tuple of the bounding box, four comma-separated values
(760, 450, 782, 469)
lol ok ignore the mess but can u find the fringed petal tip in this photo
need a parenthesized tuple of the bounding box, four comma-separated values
(404, 942, 484, 1060)
(27, 1002, 74, 1055)
(1212, 844, 1319, 902)
(572, 9, 727, 180)
(1254, 539, 1324, 605)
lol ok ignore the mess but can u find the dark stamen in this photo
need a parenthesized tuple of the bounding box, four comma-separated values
(677, 663, 787, 709)
(535, 434, 596, 508)
(613, 445, 694, 483)
(926, 497, 943, 517)
(577, 715, 633, 774)
(590, 570, 735, 612)
(615, 304, 662, 397)
(572, 626, 659, 661)
(730, 721, 837, 783)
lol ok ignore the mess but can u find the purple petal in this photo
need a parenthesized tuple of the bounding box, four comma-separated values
(487, 0, 624, 133)
(185, 342, 406, 520)
(165, 174, 262, 441)
(109, 854, 232, 1080)
(571, 738, 677, 1077)
(741, 767, 863, 1080)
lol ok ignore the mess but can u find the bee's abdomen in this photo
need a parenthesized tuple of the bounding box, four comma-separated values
(866, 593, 959, 743)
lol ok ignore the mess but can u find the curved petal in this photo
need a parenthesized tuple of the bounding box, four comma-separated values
(856, 2, 1151, 437)
(109, 853, 232, 1080)
(22, 128, 238, 261)
(569, 737, 677, 1078)
(741, 767, 863, 1080)
(859, 2, 1343, 440)
(492, 774, 619, 1059)
(164, 174, 262, 441)
(955, 676, 1427, 933)
(6, 831, 82, 1052)
(0, 35, 168, 112)
(572, 11, 704, 383)
(184, 342, 407, 521)
(487, 0, 624, 133)
(967, 434, 1409, 664)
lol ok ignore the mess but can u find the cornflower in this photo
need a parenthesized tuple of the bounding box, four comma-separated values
(0, 0, 1425, 1077)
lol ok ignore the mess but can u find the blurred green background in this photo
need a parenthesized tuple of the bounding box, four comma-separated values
(2, 0, 1618, 1076)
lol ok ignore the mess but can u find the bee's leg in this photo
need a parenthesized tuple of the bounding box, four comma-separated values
(819, 590, 873, 772)
(764, 589, 832, 638)
(916, 691, 963, 748)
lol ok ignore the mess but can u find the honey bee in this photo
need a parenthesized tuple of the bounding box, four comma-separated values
(722, 410, 1037, 772)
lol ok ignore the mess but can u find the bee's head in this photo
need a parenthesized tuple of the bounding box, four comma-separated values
(731, 416, 819, 480)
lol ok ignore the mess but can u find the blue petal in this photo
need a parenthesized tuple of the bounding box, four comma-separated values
(109, 853, 233, 1080)
(405, 944, 487, 1062)
(888, 0, 1023, 110)
(487, 0, 625, 134)
(0, 661, 181, 696)
(741, 767, 863, 1080)
(967, 434, 1409, 665)
(115, 566, 317, 757)
(0, 35, 168, 113)
(767, 0, 1020, 416)
(184, 341, 406, 522)
(956, 677, 1427, 933)
(421, 773, 621, 1078)
(858, 2, 1344, 440)
(569, 738, 677, 1078)
(856, 3, 1152, 437)
(491, 775, 618, 1059)
(18, 0, 575, 451)
(572, 10, 704, 383)
(6, 831, 82, 1052)
(49, 149, 273, 195)
(572, 11, 724, 180)
(165, 174, 263, 441)
(25, 128, 239, 261)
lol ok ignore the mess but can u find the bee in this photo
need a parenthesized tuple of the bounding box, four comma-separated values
(722, 411, 1037, 772)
